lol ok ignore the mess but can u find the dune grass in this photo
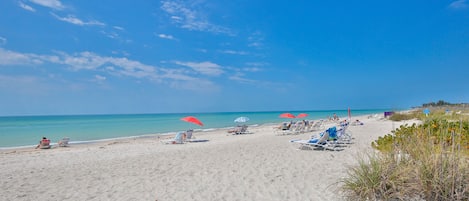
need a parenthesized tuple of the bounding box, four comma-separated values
(341, 109, 469, 200)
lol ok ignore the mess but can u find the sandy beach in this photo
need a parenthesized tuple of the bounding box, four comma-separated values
(0, 115, 418, 201)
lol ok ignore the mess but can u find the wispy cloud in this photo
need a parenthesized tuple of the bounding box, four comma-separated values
(30, 0, 65, 10)
(55, 51, 158, 80)
(248, 31, 264, 48)
(19, 1, 36, 12)
(160, 0, 233, 35)
(0, 48, 222, 91)
(449, 0, 468, 9)
(91, 74, 107, 86)
(113, 26, 125, 31)
(51, 13, 105, 26)
(0, 37, 6, 45)
(157, 33, 177, 40)
(0, 48, 44, 65)
(220, 50, 248, 55)
(173, 61, 224, 76)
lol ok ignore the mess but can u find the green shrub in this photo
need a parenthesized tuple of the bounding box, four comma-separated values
(389, 112, 418, 121)
(343, 118, 469, 200)
(342, 152, 417, 200)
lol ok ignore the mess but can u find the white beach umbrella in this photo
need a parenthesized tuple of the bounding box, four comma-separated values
(234, 116, 250, 123)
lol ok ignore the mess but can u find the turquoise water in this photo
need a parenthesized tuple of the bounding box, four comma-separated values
(0, 109, 388, 148)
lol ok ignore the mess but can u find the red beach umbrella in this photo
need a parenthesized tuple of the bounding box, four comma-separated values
(279, 113, 296, 118)
(181, 116, 204, 126)
(297, 113, 308, 118)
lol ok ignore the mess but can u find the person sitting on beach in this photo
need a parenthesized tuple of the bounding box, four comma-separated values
(279, 122, 291, 130)
(340, 119, 349, 127)
(35, 137, 51, 149)
(333, 113, 339, 121)
(353, 119, 364, 126)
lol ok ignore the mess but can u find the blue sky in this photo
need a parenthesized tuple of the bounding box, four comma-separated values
(1, 0, 468, 116)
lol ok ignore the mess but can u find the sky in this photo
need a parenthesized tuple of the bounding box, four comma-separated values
(0, 0, 468, 116)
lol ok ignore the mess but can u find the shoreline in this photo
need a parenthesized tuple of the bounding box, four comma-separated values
(0, 109, 392, 149)
(0, 114, 420, 200)
(0, 122, 278, 151)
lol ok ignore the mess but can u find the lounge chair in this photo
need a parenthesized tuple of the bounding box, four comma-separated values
(185, 129, 209, 142)
(234, 125, 250, 135)
(162, 132, 185, 144)
(310, 120, 324, 131)
(58, 137, 70, 147)
(290, 131, 343, 151)
(275, 122, 299, 135)
(37, 139, 51, 149)
(338, 126, 353, 143)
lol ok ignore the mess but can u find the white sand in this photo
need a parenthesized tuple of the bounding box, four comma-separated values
(0, 115, 419, 201)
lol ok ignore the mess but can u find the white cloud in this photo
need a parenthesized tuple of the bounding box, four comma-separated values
(242, 67, 262, 72)
(220, 50, 248, 55)
(157, 33, 176, 40)
(228, 72, 256, 84)
(196, 48, 208, 53)
(174, 61, 224, 76)
(0, 48, 43, 65)
(93, 75, 107, 84)
(0, 48, 228, 92)
(30, 0, 65, 10)
(246, 62, 268, 67)
(101, 31, 119, 39)
(56, 52, 158, 80)
(449, 0, 468, 9)
(0, 37, 6, 45)
(19, 2, 36, 12)
(113, 26, 124, 31)
(160, 0, 233, 35)
(248, 31, 264, 48)
(51, 13, 105, 26)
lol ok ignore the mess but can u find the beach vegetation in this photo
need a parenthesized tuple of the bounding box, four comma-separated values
(341, 152, 416, 200)
(388, 111, 419, 121)
(342, 111, 469, 200)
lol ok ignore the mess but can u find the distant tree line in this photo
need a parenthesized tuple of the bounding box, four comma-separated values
(421, 100, 468, 107)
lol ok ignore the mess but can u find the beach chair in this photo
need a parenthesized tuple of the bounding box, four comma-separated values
(162, 132, 185, 144)
(38, 139, 51, 149)
(185, 129, 209, 143)
(58, 137, 70, 147)
(235, 125, 250, 134)
(335, 126, 353, 144)
(290, 131, 343, 151)
(276, 122, 300, 135)
(310, 120, 324, 131)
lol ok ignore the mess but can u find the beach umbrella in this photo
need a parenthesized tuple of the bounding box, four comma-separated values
(181, 116, 204, 126)
(297, 113, 308, 118)
(234, 116, 250, 123)
(279, 113, 295, 118)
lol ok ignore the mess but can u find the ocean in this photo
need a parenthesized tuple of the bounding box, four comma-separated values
(0, 109, 388, 149)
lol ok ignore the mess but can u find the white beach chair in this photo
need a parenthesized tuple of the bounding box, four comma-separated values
(162, 132, 185, 144)
(58, 137, 70, 147)
(185, 129, 209, 143)
(290, 131, 343, 151)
